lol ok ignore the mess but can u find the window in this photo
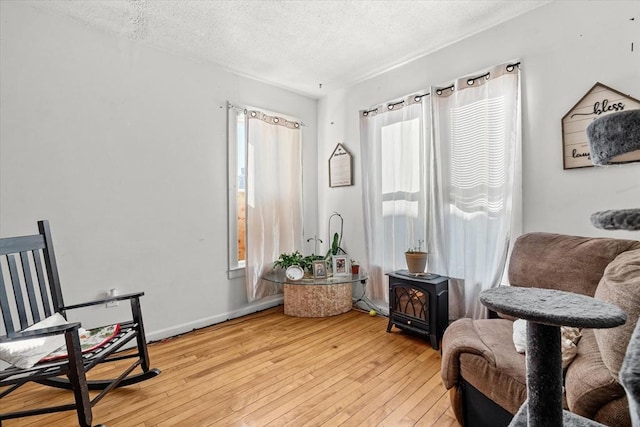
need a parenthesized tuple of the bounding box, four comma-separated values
(380, 117, 425, 255)
(228, 105, 246, 277)
(359, 95, 428, 302)
(429, 61, 521, 319)
(227, 103, 304, 295)
(244, 109, 303, 301)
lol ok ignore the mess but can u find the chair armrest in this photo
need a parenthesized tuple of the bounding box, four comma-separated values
(62, 291, 144, 310)
(1, 323, 81, 343)
(441, 318, 497, 390)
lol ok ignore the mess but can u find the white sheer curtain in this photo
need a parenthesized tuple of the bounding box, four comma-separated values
(428, 61, 521, 319)
(360, 94, 429, 305)
(245, 110, 303, 302)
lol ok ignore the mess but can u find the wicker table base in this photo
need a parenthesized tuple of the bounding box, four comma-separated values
(284, 282, 353, 317)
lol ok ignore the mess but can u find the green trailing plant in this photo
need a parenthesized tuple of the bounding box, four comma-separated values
(273, 251, 324, 272)
(273, 251, 305, 270)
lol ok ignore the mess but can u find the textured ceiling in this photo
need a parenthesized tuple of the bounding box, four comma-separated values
(29, 0, 549, 98)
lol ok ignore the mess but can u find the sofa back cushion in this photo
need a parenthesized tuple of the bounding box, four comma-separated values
(594, 248, 640, 380)
(508, 233, 640, 297)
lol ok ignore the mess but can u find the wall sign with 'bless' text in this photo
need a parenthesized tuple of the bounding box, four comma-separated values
(561, 82, 640, 169)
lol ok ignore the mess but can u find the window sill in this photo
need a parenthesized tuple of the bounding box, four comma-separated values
(228, 266, 246, 280)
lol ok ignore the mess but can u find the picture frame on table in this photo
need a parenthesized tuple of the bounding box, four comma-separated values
(332, 255, 350, 277)
(313, 260, 328, 279)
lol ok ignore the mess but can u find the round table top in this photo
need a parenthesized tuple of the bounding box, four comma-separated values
(480, 286, 626, 329)
(262, 269, 367, 285)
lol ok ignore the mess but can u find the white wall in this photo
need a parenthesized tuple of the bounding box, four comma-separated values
(0, 2, 318, 340)
(2, 1, 638, 338)
(318, 0, 640, 271)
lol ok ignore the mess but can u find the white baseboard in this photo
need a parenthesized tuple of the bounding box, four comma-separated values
(146, 296, 284, 342)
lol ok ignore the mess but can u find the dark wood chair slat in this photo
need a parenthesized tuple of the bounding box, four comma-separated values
(6, 254, 29, 330)
(20, 251, 42, 324)
(0, 272, 15, 333)
(33, 249, 53, 318)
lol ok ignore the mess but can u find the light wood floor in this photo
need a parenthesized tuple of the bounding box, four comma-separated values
(2, 306, 460, 427)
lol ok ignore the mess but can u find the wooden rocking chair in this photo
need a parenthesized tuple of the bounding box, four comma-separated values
(0, 220, 160, 426)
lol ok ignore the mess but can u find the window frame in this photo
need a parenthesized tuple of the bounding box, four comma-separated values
(227, 103, 246, 279)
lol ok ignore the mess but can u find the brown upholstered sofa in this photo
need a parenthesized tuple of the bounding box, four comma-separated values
(441, 232, 640, 426)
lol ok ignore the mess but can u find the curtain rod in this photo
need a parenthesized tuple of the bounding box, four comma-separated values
(247, 109, 303, 129)
(362, 91, 430, 117)
(227, 102, 307, 127)
(362, 61, 523, 106)
(435, 61, 521, 95)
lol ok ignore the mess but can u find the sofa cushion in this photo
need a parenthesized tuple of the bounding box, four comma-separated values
(594, 397, 632, 426)
(565, 329, 628, 424)
(594, 248, 640, 380)
(508, 233, 640, 297)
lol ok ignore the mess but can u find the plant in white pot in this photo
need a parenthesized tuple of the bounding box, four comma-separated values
(405, 239, 428, 274)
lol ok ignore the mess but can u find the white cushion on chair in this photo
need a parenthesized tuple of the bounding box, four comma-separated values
(0, 313, 68, 369)
(512, 318, 582, 369)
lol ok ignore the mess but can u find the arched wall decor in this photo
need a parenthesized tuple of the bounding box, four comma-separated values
(561, 82, 640, 169)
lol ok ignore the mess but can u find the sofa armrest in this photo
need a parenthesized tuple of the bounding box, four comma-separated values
(441, 318, 497, 389)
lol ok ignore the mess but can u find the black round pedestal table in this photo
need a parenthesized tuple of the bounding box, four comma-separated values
(480, 286, 626, 426)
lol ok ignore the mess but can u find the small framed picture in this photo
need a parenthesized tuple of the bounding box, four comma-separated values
(313, 260, 328, 279)
(332, 255, 350, 277)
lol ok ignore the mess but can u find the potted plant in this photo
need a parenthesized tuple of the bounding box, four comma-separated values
(273, 251, 305, 270)
(273, 251, 324, 274)
(324, 232, 347, 259)
(405, 240, 428, 273)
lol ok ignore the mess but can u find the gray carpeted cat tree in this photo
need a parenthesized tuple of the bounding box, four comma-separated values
(587, 108, 640, 426)
(586, 109, 640, 231)
(479, 108, 640, 426)
(480, 287, 625, 427)
(622, 321, 640, 426)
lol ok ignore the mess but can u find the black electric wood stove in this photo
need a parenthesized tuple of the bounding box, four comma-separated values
(386, 271, 449, 350)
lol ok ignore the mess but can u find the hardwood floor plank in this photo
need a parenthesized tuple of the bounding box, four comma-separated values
(414, 391, 457, 426)
(1, 306, 461, 427)
(375, 356, 444, 426)
(295, 377, 385, 427)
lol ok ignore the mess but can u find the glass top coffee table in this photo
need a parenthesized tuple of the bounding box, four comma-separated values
(262, 270, 367, 317)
